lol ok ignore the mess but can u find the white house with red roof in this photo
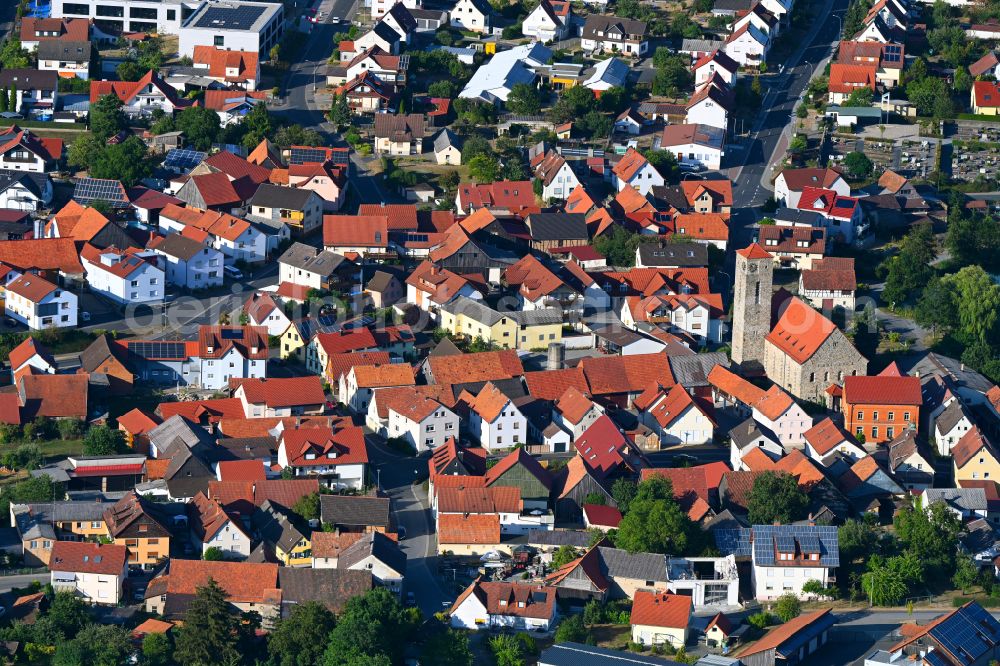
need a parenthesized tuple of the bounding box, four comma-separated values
(450, 580, 557, 631)
(630, 591, 691, 648)
(232, 376, 326, 418)
(342, 363, 416, 414)
(803, 417, 866, 467)
(276, 424, 368, 490)
(89, 70, 187, 117)
(5, 273, 78, 330)
(611, 149, 664, 196)
(465, 382, 527, 451)
(685, 77, 734, 130)
(192, 46, 260, 91)
(774, 167, 849, 208)
(456, 180, 536, 215)
(50, 541, 128, 605)
(794, 186, 866, 244)
(972, 80, 1000, 115)
(81, 245, 165, 306)
(724, 22, 769, 68)
(636, 384, 715, 446)
(694, 50, 739, 86)
(522, 0, 571, 42)
(659, 124, 725, 171)
(384, 390, 457, 452)
(197, 325, 269, 391)
(0, 126, 63, 173)
(551, 386, 603, 441)
(159, 204, 271, 265)
(827, 63, 877, 105)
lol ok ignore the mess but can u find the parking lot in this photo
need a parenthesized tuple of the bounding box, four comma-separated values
(826, 135, 934, 177)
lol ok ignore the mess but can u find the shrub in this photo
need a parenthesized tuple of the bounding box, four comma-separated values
(748, 612, 773, 629)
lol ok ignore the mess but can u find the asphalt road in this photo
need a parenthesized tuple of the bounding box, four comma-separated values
(729, 0, 850, 248)
(367, 436, 450, 618)
(0, 573, 49, 595)
(274, 1, 400, 209)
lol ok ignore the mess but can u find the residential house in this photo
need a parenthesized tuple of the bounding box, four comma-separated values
(0, 69, 58, 115)
(249, 184, 323, 237)
(973, 80, 1000, 115)
(450, 0, 493, 33)
(839, 40, 904, 88)
(0, 171, 51, 213)
(724, 22, 769, 68)
(286, 160, 348, 212)
(935, 398, 975, 456)
(332, 72, 394, 115)
(953, 427, 1000, 483)
(545, 544, 668, 601)
(319, 494, 392, 534)
(341, 363, 416, 414)
(466, 382, 528, 450)
(533, 150, 580, 201)
(278, 242, 350, 292)
(886, 429, 934, 491)
(20, 17, 89, 51)
(456, 180, 536, 215)
(450, 580, 557, 630)
(188, 492, 251, 559)
(382, 388, 458, 451)
(694, 50, 739, 86)
(842, 364, 921, 444)
(714, 524, 839, 600)
(458, 43, 551, 104)
(81, 245, 164, 305)
(582, 57, 630, 95)
(438, 296, 563, 351)
(827, 64, 877, 105)
(757, 225, 826, 270)
(636, 384, 715, 447)
(191, 45, 260, 90)
(159, 204, 271, 264)
(659, 124, 725, 171)
(200, 90, 267, 127)
(197, 326, 268, 391)
(251, 501, 312, 566)
(774, 167, 849, 208)
(0, 126, 63, 173)
(323, 214, 390, 258)
(233, 376, 326, 418)
(970, 50, 1000, 79)
(276, 424, 369, 490)
(611, 148, 664, 196)
(89, 70, 185, 117)
(374, 113, 426, 156)
(728, 417, 784, 471)
(522, 0, 571, 42)
(685, 77, 734, 130)
(49, 541, 128, 605)
(336, 532, 407, 595)
(103, 492, 172, 569)
(551, 386, 603, 441)
(149, 233, 225, 290)
(433, 129, 463, 165)
(798, 257, 856, 312)
(581, 15, 649, 56)
(630, 591, 691, 648)
(78, 333, 134, 395)
(4, 273, 77, 330)
(803, 417, 865, 467)
(37, 40, 92, 79)
(242, 292, 291, 336)
(839, 456, 904, 500)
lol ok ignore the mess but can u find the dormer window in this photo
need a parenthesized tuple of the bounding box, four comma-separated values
(305, 453, 317, 460)
(499, 599, 507, 606)
(327, 451, 337, 459)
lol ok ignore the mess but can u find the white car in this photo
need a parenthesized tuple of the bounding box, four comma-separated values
(224, 265, 244, 280)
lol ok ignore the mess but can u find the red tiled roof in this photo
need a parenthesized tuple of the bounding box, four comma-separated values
(843, 374, 922, 406)
(630, 591, 691, 629)
(117, 408, 160, 435)
(804, 417, 852, 455)
(90, 70, 186, 108)
(316, 328, 378, 356)
(18, 374, 88, 419)
(192, 45, 259, 82)
(797, 187, 859, 220)
(233, 376, 326, 408)
(457, 180, 535, 211)
(612, 147, 651, 182)
(766, 297, 838, 364)
(438, 485, 522, 513)
(583, 503, 622, 528)
(358, 203, 419, 231)
(351, 363, 415, 389)
(0, 238, 84, 274)
(20, 17, 89, 42)
(736, 242, 773, 260)
(157, 398, 245, 422)
(199, 326, 268, 360)
(524, 367, 589, 401)
(159, 559, 279, 604)
(326, 351, 391, 382)
(427, 349, 524, 386)
(323, 215, 389, 248)
(280, 425, 368, 467)
(8, 337, 54, 371)
(828, 63, 877, 94)
(208, 479, 319, 514)
(217, 460, 266, 483)
(50, 541, 127, 575)
(777, 167, 844, 192)
(574, 415, 628, 477)
(438, 513, 500, 544)
(579, 352, 674, 396)
(738, 610, 833, 658)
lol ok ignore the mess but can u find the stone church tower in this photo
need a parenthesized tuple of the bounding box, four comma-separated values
(731, 243, 774, 370)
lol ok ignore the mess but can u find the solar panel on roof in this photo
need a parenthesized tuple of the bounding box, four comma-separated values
(220, 328, 244, 339)
(775, 534, 796, 552)
(128, 341, 186, 359)
(195, 4, 266, 30)
(164, 148, 207, 170)
(73, 177, 128, 205)
(289, 147, 329, 165)
(798, 533, 821, 552)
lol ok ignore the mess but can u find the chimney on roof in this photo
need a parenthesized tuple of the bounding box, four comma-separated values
(430, 265, 439, 276)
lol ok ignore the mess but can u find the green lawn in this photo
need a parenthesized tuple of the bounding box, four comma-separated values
(0, 438, 85, 464)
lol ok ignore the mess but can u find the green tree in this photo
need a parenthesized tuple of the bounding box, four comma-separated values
(0, 38, 30, 69)
(843, 151, 873, 178)
(174, 579, 241, 666)
(773, 593, 801, 622)
(274, 124, 323, 149)
(47, 592, 91, 639)
(268, 601, 337, 666)
(549, 85, 595, 124)
(611, 478, 638, 514)
(83, 425, 127, 456)
(240, 103, 274, 150)
(460, 134, 492, 163)
(746, 472, 809, 525)
(0, 87, 7, 113)
(54, 624, 132, 666)
(554, 614, 589, 643)
(57, 419, 84, 440)
(881, 223, 936, 306)
(615, 477, 698, 555)
(788, 135, 808, 153)
(915, 276, 958, 334)
(116, 60, 146, 82)
(142, 631, 173, 666)
(419, 629, 473, 666)
(906, 75, 948, 117)
(489, 634, 525, 666)
(894, 501, 962, 571)
(954, 67, 973, 93)
(944, 265, 1000, 345)
(598, 86, 629, 114)
(175, 105, 222, 151)
(845, 87, 874, 107)
(328, 93, 352, 128)
(506, 83, 542, 116)
(90, 135, 153, 187)
(652, 54, 694, 97)
(468, 154, 502, 183)
(90, 94, 127, 140)
(293, 492, 321, 521)
(203, 547, 224, 561)
(66, 134, 104, 172)
(551, 545, 579, 568)
(593, 225, 644, 267)
(953, 554, 979, 594)
(427, 80, 455, 98)
(862, 558, 909, 606)
(322, 588, 418, 666)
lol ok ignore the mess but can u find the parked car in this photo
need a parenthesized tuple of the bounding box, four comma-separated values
(224, 265, 244, 280)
